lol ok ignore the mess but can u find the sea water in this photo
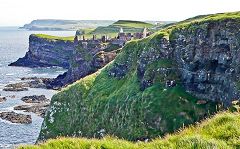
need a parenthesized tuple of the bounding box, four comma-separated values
(0, 27, 75, 148)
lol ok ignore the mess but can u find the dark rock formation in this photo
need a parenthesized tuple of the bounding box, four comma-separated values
(21, 95, 49, 103)
(47, 46, 118, 89)
(21, 77, 54, 88)
(10, 34, 118, 89)
(0, 97, 6, 103)
(3, 86, 28, 92)
(171, 20, 240, 106)
(0, 112, 32, 124)
(14, 103, 49, 118)
(108, 20, 240, 106)
(5, 82, 29, 88)
(4, 78, 54, 91)
(9, 34, 74, 68)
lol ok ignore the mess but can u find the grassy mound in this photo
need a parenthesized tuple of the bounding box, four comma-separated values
(90, 20, 153, 36)
(21, 112, 240, 149)
(112, 20, 153, 28)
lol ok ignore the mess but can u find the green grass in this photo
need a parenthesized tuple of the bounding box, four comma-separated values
(33, 20, 153, 41)
(20, 112, 240, 149)
(179, 11, 240, 24)
(38, 32, 218, 141)
(164, 11, 240, 37)
(112, 20, 153, 28)
(33, 34, 74, 41)
(37, 11, 240, 145)
(90, 20, 154, 35)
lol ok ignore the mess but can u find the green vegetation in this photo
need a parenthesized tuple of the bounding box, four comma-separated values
(112, 20, 153, 28)
(35, 11, 240, 147)
(33, 34, 74, 41)
(33, 20, 154, 41)
(90, 20, 153, 36)
(21, 112, 240, 149)
(75, 28, 96, 36)
(164, 11, 240, 36)
(178, 11, 240, 24)
(75, 20, 153, 40)
(38, 31, 218, 141)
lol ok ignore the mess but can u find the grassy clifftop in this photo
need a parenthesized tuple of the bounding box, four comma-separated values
(37, 11, 240, 146)
(91, 20, 153, 35)
(21, 112, 240, 149)
(33, 34, 75, 41)
(112, 20, 153, 28)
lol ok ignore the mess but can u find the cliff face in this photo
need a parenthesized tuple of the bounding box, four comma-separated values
(135, 19, 240, 106)
(10, 35, 74, 68)
(38, 12, 240, 141)
(10, 35, 118, 89)
(172, 20, 240, 106)
(47, 41, 118, 89)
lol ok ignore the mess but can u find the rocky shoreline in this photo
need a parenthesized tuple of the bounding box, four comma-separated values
(3, 77, 55, 92)
(0, 94, 50, 123)
(0, 79, 52, 123)
(14, 103, 49, 118)
(0, 112, 32, 124)
(10, 34, 118, 90)
(21, 95, 50, 103)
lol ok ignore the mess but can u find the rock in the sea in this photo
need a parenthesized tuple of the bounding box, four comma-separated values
(14, 103, 49, 118)
(5, 82, 29, 88)
(3, 87, 28, 92)
(21, 77, 54, 89)
(0, 97, 6, 103)
(3, 82, 29, 91)
(21, 95, 49, 103)
(4, 77, 54, 90)
(0, 111, 32, 124)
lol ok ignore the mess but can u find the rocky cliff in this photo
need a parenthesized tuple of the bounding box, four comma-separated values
(172, 19, 240, 106)
(10, 34, 118, 89)
(10, 34, 74, 68)
(48, 43, 118, 89)
(38, 12, 240, 141)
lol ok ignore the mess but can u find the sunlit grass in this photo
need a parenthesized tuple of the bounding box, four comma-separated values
(20, 112, 240, 149)
(34, 34, 74, 41)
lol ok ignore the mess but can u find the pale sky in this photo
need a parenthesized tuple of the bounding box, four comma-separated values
(1, 0, 240, 26)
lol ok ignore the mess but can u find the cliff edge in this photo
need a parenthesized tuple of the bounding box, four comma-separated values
(38, 12, 240, 141)
(9, 34, 75, 68)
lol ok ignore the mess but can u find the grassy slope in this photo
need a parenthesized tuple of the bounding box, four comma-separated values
(35, 11, 240, 147)
(90, 20, 153, 36)
(38, 29, 217, 141)
(21, 112, 240, 149)
(112, 20, 153, 28)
